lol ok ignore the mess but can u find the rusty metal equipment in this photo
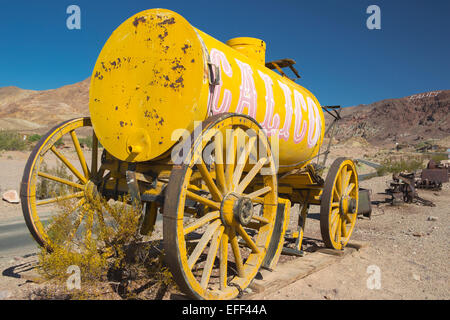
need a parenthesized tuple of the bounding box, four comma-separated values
(20, 8, 360, 300)
(385, 172, 435, 207)
(357, 188, 372, 218)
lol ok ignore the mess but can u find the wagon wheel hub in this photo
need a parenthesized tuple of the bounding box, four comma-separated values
(220, 193, 254, 227)
(339, 195, 356, 215)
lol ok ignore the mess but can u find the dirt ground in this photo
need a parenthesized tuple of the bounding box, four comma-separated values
(0, 148, 448, 300)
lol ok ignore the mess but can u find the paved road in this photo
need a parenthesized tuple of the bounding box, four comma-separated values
(0, 216, 44, 264)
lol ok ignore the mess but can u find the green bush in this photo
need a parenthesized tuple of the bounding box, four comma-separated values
(376, 158, 424, 176)
(27, 134, 42, 143)
(0, 131, 28, 151)
(78, 136, 102, 149)
(430, 153, 449, 162)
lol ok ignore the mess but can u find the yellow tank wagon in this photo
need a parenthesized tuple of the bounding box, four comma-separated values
(20, 8, 359, 300)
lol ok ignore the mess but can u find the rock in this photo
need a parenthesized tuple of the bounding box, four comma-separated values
(2, 190, 19, 204)
(412, 274, 421, 281)
(244, 287, 253, 294)
(0, 290, 11, 299)
(427, 216, 438, 221)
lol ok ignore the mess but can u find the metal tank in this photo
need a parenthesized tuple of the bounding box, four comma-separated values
(89, 8, 325, 169)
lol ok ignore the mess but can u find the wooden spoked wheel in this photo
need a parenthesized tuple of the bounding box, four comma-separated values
(320, 157, 359, 250)
(163, 114, 278, 300)
(20, 117, 113, 250)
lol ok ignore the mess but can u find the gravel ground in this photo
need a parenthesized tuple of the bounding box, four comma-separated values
(0, 150, 448, 300)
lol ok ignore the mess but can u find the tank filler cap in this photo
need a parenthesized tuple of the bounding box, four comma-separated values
(226, 37, 266, 64)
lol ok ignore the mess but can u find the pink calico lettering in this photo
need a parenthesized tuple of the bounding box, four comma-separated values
(210, 48, 233, 115)
(258, 70, 279, 137)
(277, 81, 293, 141)
(307, 97, 321, 148)
(235, 59, 257, 118)
(293, 89, 308, 144)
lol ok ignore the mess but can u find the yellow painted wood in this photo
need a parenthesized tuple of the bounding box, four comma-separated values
(70, 130, 90, 178)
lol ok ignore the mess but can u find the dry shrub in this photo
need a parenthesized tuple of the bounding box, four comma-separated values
(36, 193, 175, 299)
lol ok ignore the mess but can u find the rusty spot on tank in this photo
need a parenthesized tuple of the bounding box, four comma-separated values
(181, 44, 191, 54)
(101, 62, 111, 73)
(133, 16, 146, 27)
(146, 96, 150, 101)
(120, 121, 125, 127)
(94, 71, 103, 80)
(144, 110, 152, 118)
(171, 63, 186, 72)
(157, 17, 175, 26)
(159, 117, 164, 126)
(158, 30, 169, 41)
(169, 76, 185, 90)
(115, 106, 118, 111)
(191, 59, 195, 63)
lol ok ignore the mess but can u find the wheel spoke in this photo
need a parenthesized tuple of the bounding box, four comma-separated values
(224, 130, 236, 191)
(342, 167, 351, 192)
(341, 220, 348, 238)
(200, 226, 224, 289)
(235, 157, 267, 194)
(330, 213, 339, 238)
(246, 186, 271, 199)
(345, 182, 355, 196)
(330, 208, 339, 226)
(66, 203, 88, 243)
(214, 134, 227, 194)
(188, 219, 221, 269)
(36, 191, 84, 206)
(50, 146, 87, 184)
(45, 197, 86, 234)
(185, 190, 221, 210)
(183, 211, 220, 235)
(197, 161, 222, 201)
(219, 229, 229, 290)
(70, 130, 90, 178)
(38, 171, 84, 190)
(85, 206, 94, 243)
(91, 132, 99, 177)
(230, 228, 244, 277)
(331, 201, 339, 208)
(236, 224, 259, 253)
(251, 215, 270, 225)
(232, 136, 257, 190)
(343, 212, 353, 223)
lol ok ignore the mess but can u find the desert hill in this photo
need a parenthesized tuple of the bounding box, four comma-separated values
(0, 78, 90, 131)
(0, 78, 448, 147)
(328, 90, 450, 147)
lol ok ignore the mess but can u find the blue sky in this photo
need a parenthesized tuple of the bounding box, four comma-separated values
(0, 0, 449, 107)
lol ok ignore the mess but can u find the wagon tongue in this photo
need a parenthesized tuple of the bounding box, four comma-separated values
(88, 9, 208, 162)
